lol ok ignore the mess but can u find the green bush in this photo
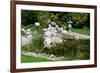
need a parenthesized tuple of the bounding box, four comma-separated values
(22, 29, 44, 53)
(41, 39, 90, 60)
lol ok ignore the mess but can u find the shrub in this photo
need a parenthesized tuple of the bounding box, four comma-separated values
(22, 29, 44, 53)
(41, 39, 90, 60)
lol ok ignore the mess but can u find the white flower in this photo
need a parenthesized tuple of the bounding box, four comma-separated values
(35, 22, 40, 26)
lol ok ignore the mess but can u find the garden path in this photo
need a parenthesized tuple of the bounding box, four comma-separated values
(22, 51, 65, 61)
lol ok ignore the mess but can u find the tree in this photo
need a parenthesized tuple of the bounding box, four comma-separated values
(67, 12, 90, 28)
(21, 10, 90, 29)
(21, 10, 39, 26)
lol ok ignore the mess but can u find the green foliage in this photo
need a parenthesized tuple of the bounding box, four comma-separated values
(21, 55, 50, 63)
(37, 11, 49, 28)
(22, 32, 44, 53)
(21, 25, 44, 53)
(67, 12, 90, 28)
(74, 40, 90, 59)
(41, 40, 90, 60)
(21, 10, 90, 60)
(21, 10, 39, 25)
(49, 13, 59, 21)
(31, 34, 44, 53)
(21, 30, 26, 36)
(21, 10, 90, 29)
(71, 28, 90, 35)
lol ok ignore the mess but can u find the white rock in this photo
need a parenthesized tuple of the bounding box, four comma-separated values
(49, 54, 55, 58)
(43, 23, 63, 48)
(21, 28, 33, 46)
(21, 28, 26, 33)
(62, 30, 68, 34)
(26, 29, 31, 32)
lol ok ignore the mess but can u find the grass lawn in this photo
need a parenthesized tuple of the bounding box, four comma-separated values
(21, 55, 50, 63)
(71, 28, 90, 35)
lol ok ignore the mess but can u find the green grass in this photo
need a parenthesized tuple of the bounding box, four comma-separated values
(21, 55, 50, 63)
(71, 28, 90, 35)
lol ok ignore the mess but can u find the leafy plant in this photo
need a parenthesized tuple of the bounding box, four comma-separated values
(41, 40, 90, 60)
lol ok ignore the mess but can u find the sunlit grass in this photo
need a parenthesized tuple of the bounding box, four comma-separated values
(21, 55, 50, 63)
(71, 28, 90, 35)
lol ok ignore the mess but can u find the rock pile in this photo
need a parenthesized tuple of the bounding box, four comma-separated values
(43, 22, 63, 48)
(21, 28, 33, 46)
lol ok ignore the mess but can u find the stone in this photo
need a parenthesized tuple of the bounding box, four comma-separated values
(21, 28, 33, 46)
(21, 28, 26, 33)
(43, 22, 63, 48)
(62, 31, 74, 39)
